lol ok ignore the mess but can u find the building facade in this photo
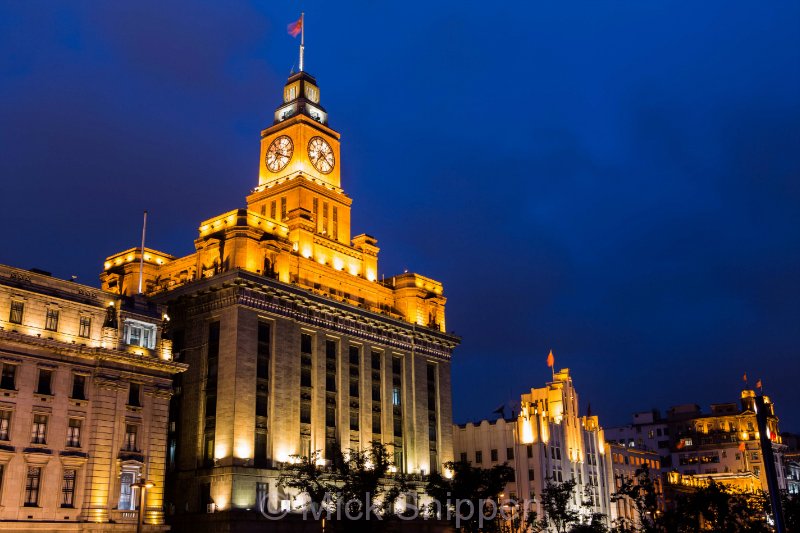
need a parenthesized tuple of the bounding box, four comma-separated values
(454, 369, 613, 528)
(606, 443, 662, 528)
(100, 69, 459, 528)
(0, 264, 185, 532)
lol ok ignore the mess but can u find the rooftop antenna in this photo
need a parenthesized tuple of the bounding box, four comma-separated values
(138, 210, 147, 294)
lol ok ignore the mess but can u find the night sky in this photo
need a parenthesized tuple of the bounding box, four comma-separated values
(2, 3, 799, 430)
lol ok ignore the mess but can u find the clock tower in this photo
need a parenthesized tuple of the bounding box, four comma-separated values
(247, 70, 351, 244)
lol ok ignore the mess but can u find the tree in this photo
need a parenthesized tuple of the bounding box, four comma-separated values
(277, 442, 408, 532)
(782, 490, 800, 532)
(426, 459, 515, 533)
(539, 479, 583, 533)
(610, 463, 660, 533)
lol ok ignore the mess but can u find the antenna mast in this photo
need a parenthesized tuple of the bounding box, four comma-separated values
(299, 12, 305, 72)
(138, 210, 147, 294)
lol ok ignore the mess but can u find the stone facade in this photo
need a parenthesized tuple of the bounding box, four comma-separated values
(0, 264, 186, 532)
(100, 68, 459, 531)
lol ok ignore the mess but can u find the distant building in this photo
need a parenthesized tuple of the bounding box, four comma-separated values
(606, 443, 663, 527)
(609, 390, 787, 495)
(0, 264, 185, 532)
(454, 369, 613, 528)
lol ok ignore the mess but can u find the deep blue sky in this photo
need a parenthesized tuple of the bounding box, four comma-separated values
(1, 2, 798, 430)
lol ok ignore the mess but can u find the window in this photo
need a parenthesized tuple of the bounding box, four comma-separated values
(491, 449, 498, 462)
(119, 472, 134, 510)
(24, 467, 41, 506)
(529, 468, 535, 480)
(45, 309, 59, 331)
(280, 197, 287, 220)
(31, 414, 47, 444)
(36, 369, 53, 395)
(0, 364, 15, 390)
(124, 424, 138, 452)
(71, 374, 86, 400)
(527, 445, 533, 458)
(460, 452, 467, 462)
(332, 207, 338, 240)
(66, 418, 81, 447)
(0, 410, 11, 440)
(392, 386, 401, 406)
(9, 301, 23, 324)
(61, 469, 76, 507)
(507, 447, 514, 460)
(78, 316, 91, 338)
(203, 433, 215, 467)
(127, 383, 142, 407)
(123, 319, 156, 349)
(475, 451, 482, 464)
(270, 201, 277, 220)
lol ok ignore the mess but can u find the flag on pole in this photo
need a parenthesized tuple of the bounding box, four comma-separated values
(756, 379, 762, 390)
(547, 350, 555, 368)
(742, 372, 747, 383)
(738, 441, 746, 452)
(288, 17, 303, 37)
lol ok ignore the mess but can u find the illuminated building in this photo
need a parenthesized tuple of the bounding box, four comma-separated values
(100, 68, 459, 525)
(454, 369, 612, 527)
(606, 443, 663, 526)
(0, 264, 185, 531)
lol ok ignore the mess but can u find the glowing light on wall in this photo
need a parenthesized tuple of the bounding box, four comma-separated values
(235, 440, 252, 460)
(520, 418, 534, 444)
(333, 257, 344, 271)
(366, 270, 376, 282)
(214, 443, 228, 460)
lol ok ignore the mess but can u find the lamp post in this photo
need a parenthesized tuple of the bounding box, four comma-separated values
(131, 479, 154, 533)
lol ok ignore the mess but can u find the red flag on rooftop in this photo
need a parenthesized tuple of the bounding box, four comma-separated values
(742, 372, 747, 383)
(739, 442, 746, 452)
(756, 379, 762, 390)
(288, 16, 302, 37)
(547, 350, 555, 368)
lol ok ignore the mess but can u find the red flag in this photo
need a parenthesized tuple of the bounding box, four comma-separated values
(742, 372, 747, 383)
(547, 350, 555, 368)
(756, 379, 762, 389)
(738, 442, 746, 452)
(288, 17, 302, 37)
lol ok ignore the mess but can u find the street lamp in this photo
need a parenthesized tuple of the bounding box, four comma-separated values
(131, 479, 154, 533)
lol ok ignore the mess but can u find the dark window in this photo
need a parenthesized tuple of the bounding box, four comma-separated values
(527, 445, 533, 458)
(36, 369, 53, 395)
(205, 394, 217, 418)
(61, 469, 76, 507)
(301, 366, 312, 388)
(372, 380, 381, 401)
(24, 467, 41, 506)
(529, 468, 535, 480)
(71, 374, 86, 400)
(280, 197, 287, 220)
(349, 346, 360, 365)
(371, 352, 381, 370)
(372, 411, 381, 434)
(256, 389, 268, 417)
(31, 414, 47, 444)
(0, 364, 15, 390)
(300, 399, 311, 424)
(491, 449, 498, 462)
(124, 424, 138, 451)
(9, 301, 23, 324)
(350, 410, 359, 431)
(257, 322, 270, 379)
(475, 451, 483, 464)
(78, 316, 91, 338)
(128, 383, 141, 407)
(203, 434, 214, 467)
(326, 404, 336, 427)
(45, 309, 59, 331)
(270, 201, 276, 220)
(255, 431, 268, 468)
(301, 333, 312, 354)
(460, 452, 467, 463)
(507, 447, 514, 460)
(66, 418, 81, 447)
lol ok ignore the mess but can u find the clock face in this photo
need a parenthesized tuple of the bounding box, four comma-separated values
(308, 136, 335, 174)
(265, 135, 293, 173)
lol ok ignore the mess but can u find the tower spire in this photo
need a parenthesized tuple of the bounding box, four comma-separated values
(299, 12, 305, 72)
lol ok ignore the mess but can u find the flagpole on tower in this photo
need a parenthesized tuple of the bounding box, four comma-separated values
(299, 12, 305, 72)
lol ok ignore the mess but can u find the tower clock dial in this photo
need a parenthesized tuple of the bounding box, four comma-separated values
(265, 135, 293, 173)
(308, 136, 335, 174)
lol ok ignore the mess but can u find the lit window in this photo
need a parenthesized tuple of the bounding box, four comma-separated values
(66, 418, 81, 448)
(392, 387, 401, 406)
(31, 414, 47, 444)
(0, 410, 11, 440)
(124, 424, 138, 452)
(45, 309, 59, 331)
(78, 316, 91, 338)
(9, 301, 24, 324)
(123, 319, 156, 349)
(119, 472, 135, 510)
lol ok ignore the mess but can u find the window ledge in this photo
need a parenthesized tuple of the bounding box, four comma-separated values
(34, 393, 53, 402)
(0, 389, 18, 398)
(69, 398, 88, 407)
(125, 405, 142, 412)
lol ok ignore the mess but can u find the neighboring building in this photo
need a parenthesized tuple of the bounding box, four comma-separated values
(667, 391, 786, 493)
(606, 443, 663, 527)
(454, 369, 613, 528)
(786, 459, 800, 495)
(100, 67, 459, 528)
(605, 410, 671, 461)
(0, 264, 186, 532)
